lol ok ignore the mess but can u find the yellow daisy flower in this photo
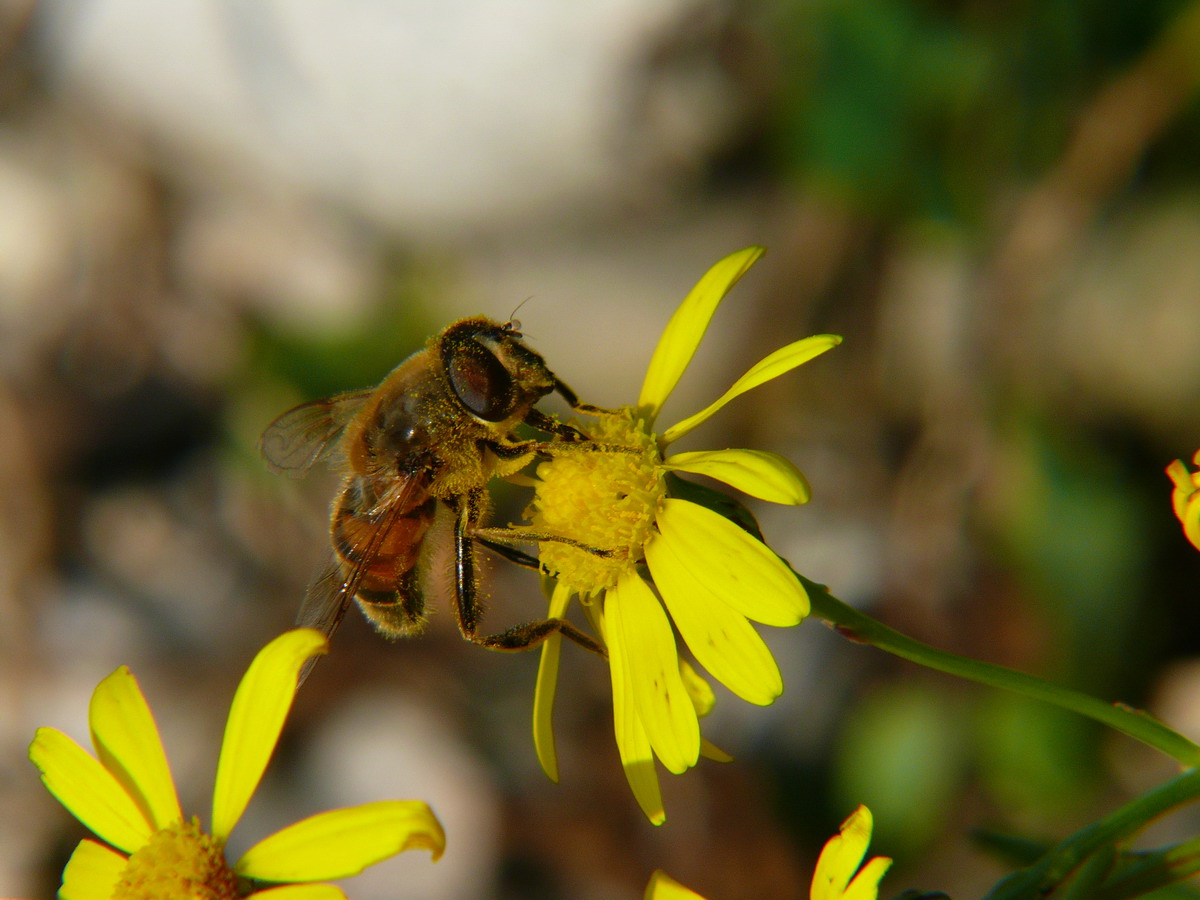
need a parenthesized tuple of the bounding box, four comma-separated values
(29, 629, 444, 900)
(521, 246, 840, 823)
(644, 870, 707, 900)
(644, 805, 892, 900)
(810, 806, 893, 900)
(1166, 450, 1200, 552)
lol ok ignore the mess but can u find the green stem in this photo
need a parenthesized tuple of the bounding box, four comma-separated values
(985, 768, 1200, 899)
(1096, 833, 1200, 899)
(800, 575, 1200, 767)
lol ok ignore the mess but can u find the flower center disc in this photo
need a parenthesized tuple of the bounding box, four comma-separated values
(114, 818, 240, 900)
(527, 409, 664, 597)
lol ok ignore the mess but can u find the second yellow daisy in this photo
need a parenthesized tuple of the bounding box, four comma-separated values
(516, 247, 839, 823)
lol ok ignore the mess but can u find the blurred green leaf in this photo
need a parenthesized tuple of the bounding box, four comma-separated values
(764, 0, 1200, 223)
(1057, 845, 1118, 899)
(988, 413, 1158, 698)
(975, 694, 1099, 818)
(833, 680, 966, 854)
(972, 829, 1052, 868)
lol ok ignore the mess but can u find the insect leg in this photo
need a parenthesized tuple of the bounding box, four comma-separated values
(474, 525, 617, 558)
(523, 408, 589, 441)
(476, 537, 541, 570)
(452, 494, 605, 657)
(549, 376, 618, 417)
(489, 431, 641, 463)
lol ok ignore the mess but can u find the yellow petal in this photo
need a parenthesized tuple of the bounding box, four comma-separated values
(212, 629, 328, 840)
(700, 738, 733, 763)
(678, 660, 715, 717)
(662, 334, 841, 445)
(1166, 457, 1195, 520)
(638, 247, 766, 422)
(533, 581, 574, 783)
(248, 886, 348, 900)
(812, 806, 879, 900)
(1169, 456, 1200, 551)
(59, 839, 127, 900)
(236, 800, 444, 882)
(645, 870, 709, 900)
(647, 533, 783, 705)
(843, 857, 893, 900)
(88, 666, 181, 830)
(656, 498, 809, 626)
(1184, 497, 1200, 552)
(29, 727, 152, 854)
(666, 449, 811, 505)
(607, 573, 700, 775)
(604, 602, 666, 825)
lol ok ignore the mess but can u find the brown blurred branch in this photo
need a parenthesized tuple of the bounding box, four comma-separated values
(0, 0, 37, 74)
(988, 1, 1200, 322)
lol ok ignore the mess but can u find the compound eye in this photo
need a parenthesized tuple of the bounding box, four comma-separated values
(448, 339, 513, 421)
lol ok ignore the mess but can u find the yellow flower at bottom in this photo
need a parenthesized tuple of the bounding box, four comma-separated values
(1166, 450, 1200, 551)
(645, 870, 708, 900)
(645, 806, 891, 900)
(811, 806, 893, 900)
(30, 629, 444, 900)
(520, 247, 839, 823)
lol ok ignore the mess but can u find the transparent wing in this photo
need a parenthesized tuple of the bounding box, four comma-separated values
(259, 390, 372, 476)
(293, 478, 421, 687)
(295, 556, 355, 643)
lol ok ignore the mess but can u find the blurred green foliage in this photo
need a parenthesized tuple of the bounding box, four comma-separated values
(833, 680, 966, 854)
(765, 0, 1198, 223)
(990, 413, 1154, 693)
(245, 263, 441, 400)
(975, 694, 1099, 816)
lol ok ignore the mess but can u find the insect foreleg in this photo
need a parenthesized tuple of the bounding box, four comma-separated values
(523, 408, 590, 441)
(475, 537, 541, 570)
(548, 375, 619, 417)
(523, 408, 626, 445)
(474, 525, 617, 559)
(451, 495, 605, 657)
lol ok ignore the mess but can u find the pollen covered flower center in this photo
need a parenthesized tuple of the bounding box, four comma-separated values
(526, 408, 664, 596)
(113, 817, 240, 900)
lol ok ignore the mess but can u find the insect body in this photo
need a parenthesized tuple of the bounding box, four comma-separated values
(260, 316, 605, 665)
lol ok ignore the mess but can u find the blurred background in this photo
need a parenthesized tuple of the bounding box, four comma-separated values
(3, 1, 1200, 897)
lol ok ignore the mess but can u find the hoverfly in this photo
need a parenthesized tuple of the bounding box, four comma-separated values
(260, 316, 610, 675)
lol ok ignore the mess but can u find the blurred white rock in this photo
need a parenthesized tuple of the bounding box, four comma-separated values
(289, 690, 501, 900)
(39, 0, 738, 239)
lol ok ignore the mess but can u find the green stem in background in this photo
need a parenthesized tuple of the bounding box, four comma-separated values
(984, 768, 1200, 899)
(800, 575, 1200, 767)
(1095, 833, 1200, 899)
